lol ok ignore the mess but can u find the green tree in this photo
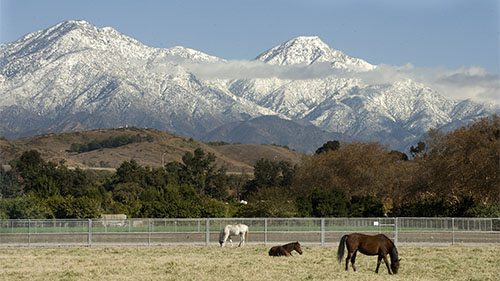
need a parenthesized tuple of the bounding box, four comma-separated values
(295, 195, 313, 217)
(348, 195, 384, 217)
(113, 182, 143, 204)
(166, 148, 228, 200)
(0, 165, 21, 198)
(32, 174, 59, 197)
(310, 188, 347, 217)
(46, 195, 100, 218)
(243, 159, 295, 198)
(201, 198, 231, 218)
(10, 150, 46, 194)
(315, 140, 340, 155)
(55, 167, 93, 197)
(410, 141, 426, 158)
(389, 199, 450, 217)
(3, 194, 54, 219)
(64, 196, 100, 218)
(237, 186, 298, 217)
(114, 159, 147, 186)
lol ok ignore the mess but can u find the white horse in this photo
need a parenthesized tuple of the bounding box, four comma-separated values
(219, 224, 249, 247)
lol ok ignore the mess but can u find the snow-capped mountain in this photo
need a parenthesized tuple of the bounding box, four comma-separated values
(255, 36, 375, 71)
(1, 20, 497, 153)
(0, 20, 273, 139)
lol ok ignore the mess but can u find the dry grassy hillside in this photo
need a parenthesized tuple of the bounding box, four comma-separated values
(0, 128, 304, 173)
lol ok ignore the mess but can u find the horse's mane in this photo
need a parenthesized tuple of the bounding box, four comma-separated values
(381, 234, 399, 263)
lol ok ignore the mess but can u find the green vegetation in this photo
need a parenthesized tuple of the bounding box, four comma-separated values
(0, 115, 498, 219)
(270, 143, 292, 150)
(68, 134, 154, 153)
(205, 141, 230, 146)
(315, 140, 340, 154)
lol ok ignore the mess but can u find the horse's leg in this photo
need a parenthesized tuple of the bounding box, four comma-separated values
(345, 250, 353, 271)
(375, 255, 382, 273)
(229, 236, 233, 247)
(350, 251, 357, 272)
(238, 233, 243, 247)
(382, 255, 392, 275)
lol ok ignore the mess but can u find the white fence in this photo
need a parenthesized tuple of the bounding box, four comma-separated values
(0, 217, 499, 248)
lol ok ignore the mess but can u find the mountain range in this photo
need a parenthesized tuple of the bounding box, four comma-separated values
(1, 20, 497, 153)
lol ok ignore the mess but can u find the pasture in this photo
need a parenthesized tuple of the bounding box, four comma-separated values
(0, 245, 499, 280)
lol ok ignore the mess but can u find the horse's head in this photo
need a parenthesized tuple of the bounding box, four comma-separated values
(391, 258, 401, 274)
(219, 228, 226, 247)
(294, 242, 303, 255)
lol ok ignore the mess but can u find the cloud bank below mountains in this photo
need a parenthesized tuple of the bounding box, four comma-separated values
(172, 60, 499, 105)
(357, 64, 500, 105)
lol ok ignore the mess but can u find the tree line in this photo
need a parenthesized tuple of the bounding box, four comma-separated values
(0, 115, 498, 219)
(68, 134, 154, 153)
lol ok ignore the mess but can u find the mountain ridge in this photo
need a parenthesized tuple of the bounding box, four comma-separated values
(1, 20, 497, 153)
(202, 115, 350, 154)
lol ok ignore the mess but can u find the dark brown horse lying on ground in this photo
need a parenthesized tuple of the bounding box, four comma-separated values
(337, 233, 401, 274)
(268, 241, 303, 257)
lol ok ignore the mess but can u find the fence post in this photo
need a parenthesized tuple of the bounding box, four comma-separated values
(88, 219, 92, 248)
(148, 218, 151, 247)
(321, 218, 325, 246)
(451, 218, 455, 245)
(264, 218, 268, 246)
(28, 219, 31, 248)
(205, 219, 210, 246)
(394, 217, 398, 245)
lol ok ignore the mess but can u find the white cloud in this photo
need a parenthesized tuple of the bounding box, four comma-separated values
(183, 60, 341, 80)
(178, 60, 500, 105)
(365, 64, 500, 105)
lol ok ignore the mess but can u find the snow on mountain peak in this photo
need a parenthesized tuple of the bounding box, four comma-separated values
(163, 46, 224, 63)
(255, 36, 375, 71)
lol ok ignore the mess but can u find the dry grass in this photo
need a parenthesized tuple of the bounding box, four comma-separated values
(0, 245, 499, 280)
(0, 128, 303, 173)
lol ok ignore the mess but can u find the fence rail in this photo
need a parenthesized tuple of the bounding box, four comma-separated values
(1, 217, 499, 248)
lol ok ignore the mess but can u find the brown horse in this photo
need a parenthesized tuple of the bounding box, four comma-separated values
(268, 241, 303, 257)
(337, 233, 400, 274)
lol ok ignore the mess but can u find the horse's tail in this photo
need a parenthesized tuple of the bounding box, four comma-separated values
(244, 228, 248, 242)
(337, 234, 348, 263)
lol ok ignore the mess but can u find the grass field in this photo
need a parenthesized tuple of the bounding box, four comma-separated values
(0, 245, 499, 280)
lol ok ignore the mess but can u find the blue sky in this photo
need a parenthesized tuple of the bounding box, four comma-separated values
(1, 0, 498, 73)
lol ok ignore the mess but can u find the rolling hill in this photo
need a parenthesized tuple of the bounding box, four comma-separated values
(0, 128, 304, 173)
